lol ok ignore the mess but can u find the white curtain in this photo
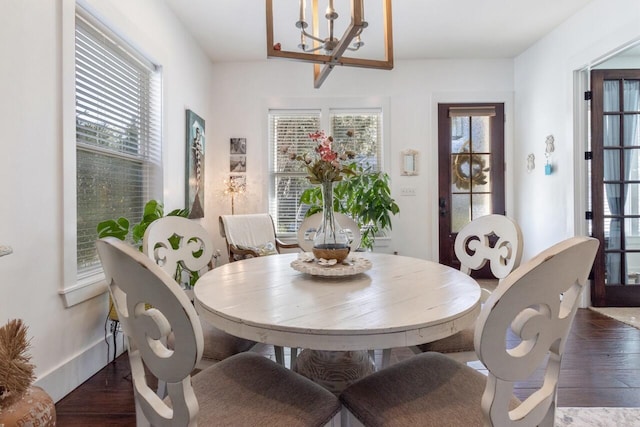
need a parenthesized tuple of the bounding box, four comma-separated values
(604, 80, 640, 284)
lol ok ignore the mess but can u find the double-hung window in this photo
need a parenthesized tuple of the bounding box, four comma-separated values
(75, 10, 162, 277)
(269, 108, 382, 236)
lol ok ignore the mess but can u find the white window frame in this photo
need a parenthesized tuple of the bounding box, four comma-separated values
(60, 1, 163, 307)
(267, 98, 390, 238)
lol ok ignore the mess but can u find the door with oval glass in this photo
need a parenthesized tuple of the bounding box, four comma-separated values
(437, 103, 505, 277)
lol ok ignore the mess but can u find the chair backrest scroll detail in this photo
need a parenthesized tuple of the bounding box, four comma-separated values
(97, 237, 204, 426)
(455, 214, 523, 281)
(474, 236, 599, 426)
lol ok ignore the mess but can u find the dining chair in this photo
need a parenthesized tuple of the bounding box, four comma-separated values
(142, 216, 255, 370)
(219, 213, 300, 262)
(340, 236, 599, 427)
(410, 214, 523, 363)
(96, 237, 341, 427)
(297, 211, 362, 253)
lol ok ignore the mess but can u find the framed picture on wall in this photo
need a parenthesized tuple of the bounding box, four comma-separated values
(230, 137, 246, 154)
(186, 109, 205, 218)
(230, 155, 246, 173)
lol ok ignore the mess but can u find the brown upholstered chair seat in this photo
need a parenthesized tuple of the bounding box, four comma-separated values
(184, 352, 341, 426)
(341, 352, 520, 426)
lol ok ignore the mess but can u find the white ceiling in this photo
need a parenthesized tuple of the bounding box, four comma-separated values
(164, 0, 595, 63)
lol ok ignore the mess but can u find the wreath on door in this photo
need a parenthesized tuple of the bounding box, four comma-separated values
(452, 141, 490, 190)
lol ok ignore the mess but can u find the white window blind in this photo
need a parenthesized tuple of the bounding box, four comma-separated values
(331, 110, 382, 171)
(269, 111, 321, 235)
(269, 109, 382, 236)
(75, 11, 162, 274)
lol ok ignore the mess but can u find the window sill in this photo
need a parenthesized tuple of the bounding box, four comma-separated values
(59, 271, 107, 308)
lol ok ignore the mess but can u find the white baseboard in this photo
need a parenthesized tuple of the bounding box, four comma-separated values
(34, 328, 126, 403)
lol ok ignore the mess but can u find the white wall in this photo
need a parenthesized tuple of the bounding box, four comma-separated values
(204, 59, 515, 262)
(514, 0, 640, 260)
(0, 0, 214, 401)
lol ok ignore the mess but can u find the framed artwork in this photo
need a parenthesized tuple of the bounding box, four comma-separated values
(230, 155, 246, 172)
(228, 174, 246, 193)
(186, 109, 205, 218)
(230, 137, 246, 154)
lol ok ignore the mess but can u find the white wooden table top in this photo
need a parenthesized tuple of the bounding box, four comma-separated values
(194, 252, 481, 351)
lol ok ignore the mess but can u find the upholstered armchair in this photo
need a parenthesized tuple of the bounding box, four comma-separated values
(219, 213, 300, 262)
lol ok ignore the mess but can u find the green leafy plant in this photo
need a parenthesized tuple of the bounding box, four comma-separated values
(96, 200, 200, 287)
(300, 163, 400, 250)
(97, 200, 189, 248)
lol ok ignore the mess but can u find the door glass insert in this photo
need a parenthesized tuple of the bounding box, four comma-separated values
(601, 77, 640, 286)
(624, 80, 640, 110)
(449, 115, 493, 232)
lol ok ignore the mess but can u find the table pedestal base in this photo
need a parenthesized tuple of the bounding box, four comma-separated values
(294, 349, 376, 395)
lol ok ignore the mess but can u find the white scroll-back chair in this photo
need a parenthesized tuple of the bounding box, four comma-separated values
(297, 212, 362, 253)
(412, 214, 523, 362)
(96, 237, 341, 427)
(143, 216, 255, 369)
(340, 236, 599, 427)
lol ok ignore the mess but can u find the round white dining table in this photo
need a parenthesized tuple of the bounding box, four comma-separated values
(194, 252, 481, 352)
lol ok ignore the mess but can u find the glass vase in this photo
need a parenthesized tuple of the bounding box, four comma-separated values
(312, 181, 350, 262)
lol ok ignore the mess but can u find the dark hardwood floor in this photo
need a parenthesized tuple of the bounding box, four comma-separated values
(55, 309, 640, 425)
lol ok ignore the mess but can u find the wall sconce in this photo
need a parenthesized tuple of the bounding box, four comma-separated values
(401, 149, 419, 176)
(544, 135, 555, 175)
(0, 245, 13, 257)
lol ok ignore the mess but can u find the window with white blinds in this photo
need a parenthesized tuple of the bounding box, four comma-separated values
(75, 11, 162, 274)
(269, 109, 382, 236)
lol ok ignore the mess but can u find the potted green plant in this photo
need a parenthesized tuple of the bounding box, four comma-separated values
(97, 200, 193, 320)
(300, 163, 399, 250)
(97, 199, 189, 248)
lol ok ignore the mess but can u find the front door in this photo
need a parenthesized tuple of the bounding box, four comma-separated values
(591, 69, 640, 307)
(437, 103, 505, 276)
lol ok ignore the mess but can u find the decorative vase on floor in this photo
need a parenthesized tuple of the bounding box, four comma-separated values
(312, 181, 350, 263)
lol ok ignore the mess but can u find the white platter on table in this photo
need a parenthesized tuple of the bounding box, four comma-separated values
(290, 253, 372, 277)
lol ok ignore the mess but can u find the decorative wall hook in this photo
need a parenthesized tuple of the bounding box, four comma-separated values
(544, 135, 555, 175)
(527, 153, 535, 173)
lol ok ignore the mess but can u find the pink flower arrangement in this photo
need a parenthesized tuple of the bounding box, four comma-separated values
(291, 131, 356, 184)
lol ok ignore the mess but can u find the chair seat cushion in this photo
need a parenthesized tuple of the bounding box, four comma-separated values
(192, 352, 341, 426)
(340, 352, 520, 427)
(237, 242, 279, 256)
(416, 325, 475, 353)
(167, 319, 255, 362)
(199, 319, 255, 361)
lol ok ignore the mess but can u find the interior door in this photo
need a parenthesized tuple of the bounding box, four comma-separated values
(437, 103, 505, 276)
(591, 69, 640, 307)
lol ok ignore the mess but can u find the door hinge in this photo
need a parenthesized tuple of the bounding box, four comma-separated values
(585, 151, 593, 160)
(585, 211, 593, 220)
(584, 91, 592, 101)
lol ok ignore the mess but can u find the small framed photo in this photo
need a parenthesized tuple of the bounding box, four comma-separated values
(228, 174, 246, 193)
(230, 138, 246, 154)
(230, 155, 246, 172)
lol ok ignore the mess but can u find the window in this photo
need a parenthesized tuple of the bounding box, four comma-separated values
(269, 108, 382, 235)
(75, 11, 162, 276)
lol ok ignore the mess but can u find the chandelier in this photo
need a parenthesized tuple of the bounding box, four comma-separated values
(266, 0, 393, 88)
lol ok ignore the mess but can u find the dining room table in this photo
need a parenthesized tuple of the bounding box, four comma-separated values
(194, 251, 481, 393)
